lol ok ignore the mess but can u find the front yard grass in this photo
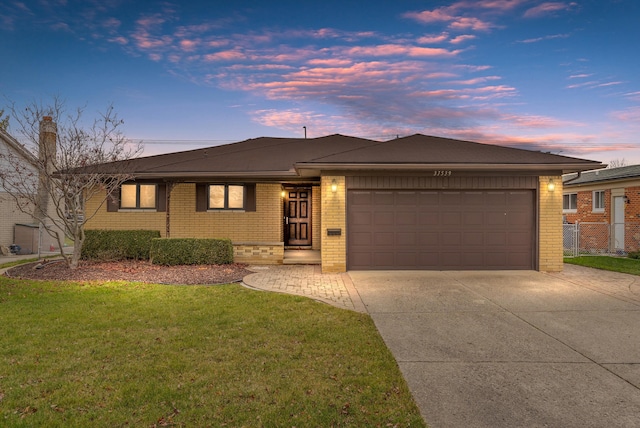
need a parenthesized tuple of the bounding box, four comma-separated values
(0, 277, 425, 427)
(564, 256, 640, 276)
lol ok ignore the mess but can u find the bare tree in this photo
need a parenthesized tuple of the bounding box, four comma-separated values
(0, 98, 142, 268)
(0, 108, 8, 131)
(607, 158, 627, 169)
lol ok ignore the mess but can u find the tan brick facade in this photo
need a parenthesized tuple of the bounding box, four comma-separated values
(86, 174, 566, 272)
(539, 175, 563, 272)
(85, 183, 285, 263)
(320, 176, 346, 273)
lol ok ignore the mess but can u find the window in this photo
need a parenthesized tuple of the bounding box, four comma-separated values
(208, 184, 245, 210)
(593, 190, 605, 212)
(120, 183, 157, 209)
(563, 193, 577, 212)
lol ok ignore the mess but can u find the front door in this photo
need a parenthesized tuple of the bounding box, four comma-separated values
(284, 188, 312, 246)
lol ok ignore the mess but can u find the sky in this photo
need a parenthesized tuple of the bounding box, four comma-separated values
(1, 0, 639, 165)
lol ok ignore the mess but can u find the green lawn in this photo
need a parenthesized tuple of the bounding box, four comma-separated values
(564, 256, 640, 276)
(0, 277, 425, 427)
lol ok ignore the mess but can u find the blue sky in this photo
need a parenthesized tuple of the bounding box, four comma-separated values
(1, 0, 639, 164)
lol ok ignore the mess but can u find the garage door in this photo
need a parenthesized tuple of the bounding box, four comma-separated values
(347, 190, 535, 270)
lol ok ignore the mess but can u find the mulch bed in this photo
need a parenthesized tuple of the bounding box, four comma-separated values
(4, 259, 254, 285)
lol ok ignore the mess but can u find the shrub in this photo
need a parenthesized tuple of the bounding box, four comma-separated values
(82, 230, 161, 261)
(628, 252, 640, 260)
(150, 238, 234, 266)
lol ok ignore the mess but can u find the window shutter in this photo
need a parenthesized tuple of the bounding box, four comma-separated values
(106, 188, 120, 212)
(245, 183, 256, 212)
(157, 184, 167, 212)
(196, 184, 208, 212)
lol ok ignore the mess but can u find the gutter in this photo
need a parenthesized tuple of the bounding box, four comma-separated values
(294, 162, 603, 174)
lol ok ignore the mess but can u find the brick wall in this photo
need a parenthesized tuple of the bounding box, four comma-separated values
(233, 243, 284, 264)
(85, 190, 166, 235)
(320, 176, 346, 273)
(623, 186, 640, 223)
(563, 189, 610, 224)
(169, 183, 282, 241)
(539, 176, 563, 272)
(85, 182, 284, 249)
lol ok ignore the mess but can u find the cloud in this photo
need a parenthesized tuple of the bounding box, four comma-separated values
(404, 0, 532, 32)
(610, 107, 640, 123)
(450, 34, 476, 44)
(517, 33, 569, 43)
(568, 73, 592, 79)
(417, 33, 449, 44)
(524, 2, 576, 18)
(345, 44, 461, 58)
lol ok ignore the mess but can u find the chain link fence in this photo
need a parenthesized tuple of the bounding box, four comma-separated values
(563, 222, 640, 257)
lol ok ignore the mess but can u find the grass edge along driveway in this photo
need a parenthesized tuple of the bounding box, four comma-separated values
(0, 277, 425, 427)
(564, 256, 640, 276)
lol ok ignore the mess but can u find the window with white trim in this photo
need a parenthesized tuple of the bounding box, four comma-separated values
(563, 193, 577, 212)
(120, 183, 157, 209)
(208, 184, 245, 210)
(593, 190, 605, 212)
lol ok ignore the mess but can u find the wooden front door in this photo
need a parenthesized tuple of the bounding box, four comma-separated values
(285, 188, 312, 246)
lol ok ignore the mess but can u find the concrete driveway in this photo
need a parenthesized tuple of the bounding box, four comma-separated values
(348, 265, 640, 428)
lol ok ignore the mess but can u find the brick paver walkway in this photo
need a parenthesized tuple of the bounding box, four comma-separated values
(242, 265, 367, 313)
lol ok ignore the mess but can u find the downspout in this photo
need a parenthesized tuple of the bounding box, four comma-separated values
(562, 171, 582, 185)
(165, 182, 174, 238)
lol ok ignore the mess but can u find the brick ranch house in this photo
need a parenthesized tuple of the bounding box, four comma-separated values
(563, 164, 640, 253)
(81, 134, 601, 272)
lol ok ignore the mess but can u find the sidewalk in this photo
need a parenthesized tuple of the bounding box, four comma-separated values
(242, 265, 367, 313)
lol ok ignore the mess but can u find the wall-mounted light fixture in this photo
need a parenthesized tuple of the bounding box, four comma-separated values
(547, 178, 555, 192)
(331, 179, 337, 193)
(281, 190, 286, 198)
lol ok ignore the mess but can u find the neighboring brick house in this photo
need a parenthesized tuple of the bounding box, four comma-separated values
(81, 134, 601, 272)
(563, 165, 640, 253)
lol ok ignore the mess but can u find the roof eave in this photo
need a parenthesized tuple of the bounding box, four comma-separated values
(294, 162, 603, 175)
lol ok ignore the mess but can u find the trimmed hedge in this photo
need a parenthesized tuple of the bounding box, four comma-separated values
(82, 230, 161, 261)
(150, 238, 234, 266)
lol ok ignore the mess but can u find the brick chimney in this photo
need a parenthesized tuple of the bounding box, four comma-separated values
(34, 116, 57, 224)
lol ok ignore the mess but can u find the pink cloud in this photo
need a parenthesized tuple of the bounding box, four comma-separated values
(524, 2, 576, 18)
(500, 114, 583, 128)
(108, 36, 128, 45)
(450, 34, 476, 44)
(449, 17, 494, 31)
(203, 50, 246, 61)
(417, 33, 449, 44)
(610, 107, 640, 123)
(307, 58, 353, 66)
(179, 39, 198, 51)
(347, 44, 460, 58)
(451, 76, 501, 85)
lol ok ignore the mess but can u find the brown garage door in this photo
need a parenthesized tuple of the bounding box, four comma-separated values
(347, 190, 535, 270)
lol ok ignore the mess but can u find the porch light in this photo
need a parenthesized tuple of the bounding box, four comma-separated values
(331, 179, 337, 193)
(281, 190, 286, 198)
(547, 179, 555, 192)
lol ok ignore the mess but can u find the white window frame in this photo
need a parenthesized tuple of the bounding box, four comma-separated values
(593, 190, 605, 213)
(563, 193, 577, 213)
(208, 184, 245, 210)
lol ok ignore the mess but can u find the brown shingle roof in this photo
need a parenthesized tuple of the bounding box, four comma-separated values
(78, 133, 602, 179)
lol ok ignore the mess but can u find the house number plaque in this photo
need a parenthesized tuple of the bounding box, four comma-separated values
(433, 170, 452, 176)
